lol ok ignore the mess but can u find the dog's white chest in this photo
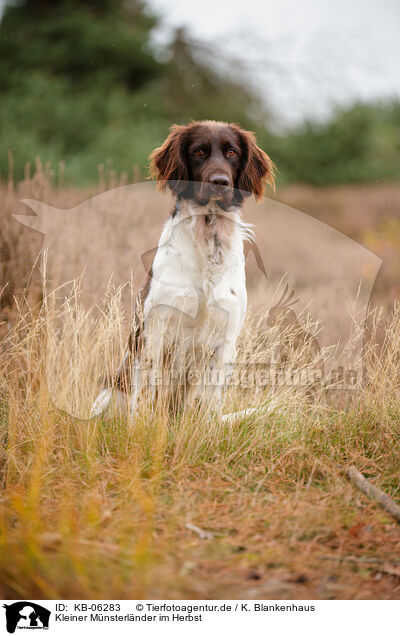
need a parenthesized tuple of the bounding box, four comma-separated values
(143, 203, 248, 358)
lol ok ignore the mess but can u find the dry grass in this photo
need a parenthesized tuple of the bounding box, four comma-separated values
(0, 169, 400, 600)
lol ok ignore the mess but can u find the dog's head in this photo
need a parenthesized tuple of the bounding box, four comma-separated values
(149, 120, 275, 207)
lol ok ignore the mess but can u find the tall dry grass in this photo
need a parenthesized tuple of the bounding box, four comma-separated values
(0, 168, 400, 599)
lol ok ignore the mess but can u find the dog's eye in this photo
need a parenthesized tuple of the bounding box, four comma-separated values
(226, 148, 237, 158)
(194, 148, 205, 157)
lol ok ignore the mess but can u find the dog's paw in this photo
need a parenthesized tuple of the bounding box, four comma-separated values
(90, 388, 112, 418)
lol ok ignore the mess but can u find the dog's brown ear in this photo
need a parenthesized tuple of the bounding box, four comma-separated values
(149, 125, 189, 193)
(234, 126, 275, 200)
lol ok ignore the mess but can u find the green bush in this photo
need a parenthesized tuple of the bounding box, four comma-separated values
(266, 101, 400, 185)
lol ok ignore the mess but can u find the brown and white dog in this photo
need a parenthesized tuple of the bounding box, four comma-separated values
(90, 120, 275, 419)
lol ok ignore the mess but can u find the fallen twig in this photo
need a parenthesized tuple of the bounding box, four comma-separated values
(221, 399, 280, 424)
(345, 466, 400, 523)
(318, 555, 400, 577)
(319, 555, 400, 566)
(185, 523, 214, 540)
(376, 565, 400, 577)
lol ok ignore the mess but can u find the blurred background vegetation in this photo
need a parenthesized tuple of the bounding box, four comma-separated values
(0, 0, 399, 186)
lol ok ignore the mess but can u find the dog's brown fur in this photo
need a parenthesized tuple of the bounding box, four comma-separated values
(149, 120, 275, 204)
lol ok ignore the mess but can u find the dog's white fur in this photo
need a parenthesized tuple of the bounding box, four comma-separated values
(90, 198, 252, 419)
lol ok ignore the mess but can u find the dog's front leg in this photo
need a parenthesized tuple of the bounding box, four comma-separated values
(129, 362, 142, 421)
(206, 293, 244, 411)
(129, 303, 179, 418)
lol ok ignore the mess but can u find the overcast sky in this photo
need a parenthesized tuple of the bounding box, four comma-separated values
(149, 0, 400, 126)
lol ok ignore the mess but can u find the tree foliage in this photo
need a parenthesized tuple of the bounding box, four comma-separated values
(0, 0, 399, 185)
(267, 101, 400, 185)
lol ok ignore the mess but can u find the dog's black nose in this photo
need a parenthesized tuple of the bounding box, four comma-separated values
(209, 174, 230, 187)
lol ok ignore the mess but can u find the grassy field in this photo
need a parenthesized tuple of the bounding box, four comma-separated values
(0, 168, 400, 599)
